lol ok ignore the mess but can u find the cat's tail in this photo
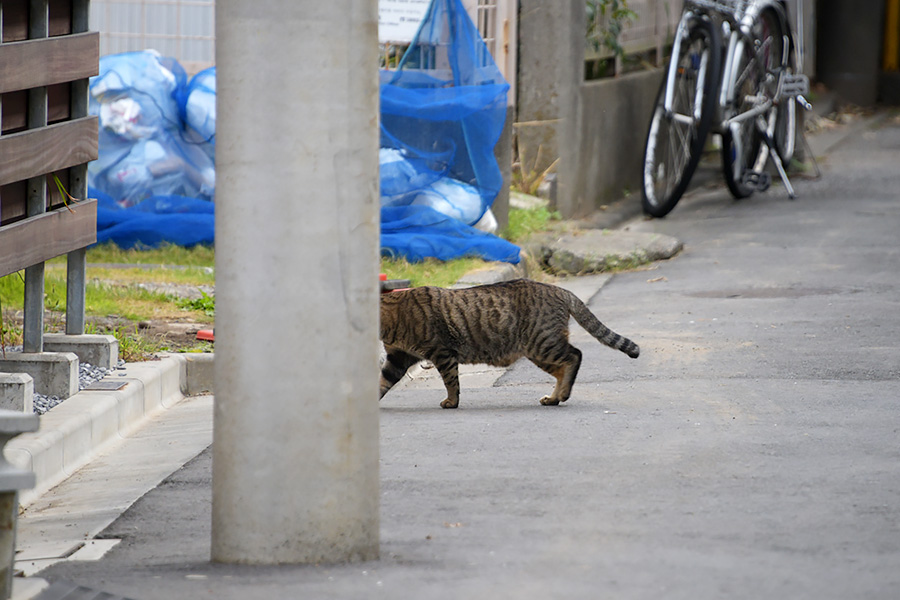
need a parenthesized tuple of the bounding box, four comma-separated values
(566, 291, 640, 358)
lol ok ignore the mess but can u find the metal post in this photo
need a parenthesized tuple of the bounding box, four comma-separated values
(212, 0, 381, 564)
(23, 0, 50, 354)
(65, 0, 91, 336)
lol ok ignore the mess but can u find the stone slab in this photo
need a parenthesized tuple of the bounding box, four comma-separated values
(537, 229, 683, 275)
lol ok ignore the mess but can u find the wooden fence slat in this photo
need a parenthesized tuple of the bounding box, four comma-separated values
(0, 200, 97, 279)
(0, 116, 98, 186)
(0, 32, 99, 94)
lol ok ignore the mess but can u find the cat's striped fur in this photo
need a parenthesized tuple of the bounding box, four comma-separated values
(380, 279, 639, 408)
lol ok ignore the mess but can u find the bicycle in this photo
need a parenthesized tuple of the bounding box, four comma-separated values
(641, 0, 811, 218)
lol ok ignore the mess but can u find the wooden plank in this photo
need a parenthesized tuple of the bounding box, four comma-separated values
(0, 32, 99, 94)
(0, 181, 28, 225)
(49, 0, 74, 37)
(0, 91, 28, 134)
(0, 116, 98, 186)
(0, 199, 97, 278)
(1, 1, 30, 42)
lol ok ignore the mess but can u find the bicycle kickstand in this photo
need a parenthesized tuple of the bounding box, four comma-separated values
(756, 117, 796, 199)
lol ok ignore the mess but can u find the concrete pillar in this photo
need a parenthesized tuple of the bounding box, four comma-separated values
(212, 0, 380, 564)
(0, 410, 38, 599)
(516, 0, 584, 217)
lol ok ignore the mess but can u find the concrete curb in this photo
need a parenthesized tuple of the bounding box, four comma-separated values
(7, 353, 214, 508)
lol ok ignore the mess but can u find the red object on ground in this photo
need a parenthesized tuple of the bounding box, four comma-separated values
(197, 329, 215, 342)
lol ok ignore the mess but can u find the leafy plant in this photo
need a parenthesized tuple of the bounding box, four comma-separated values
(178, 291, 216, 317)
(586, 0, 638, 62)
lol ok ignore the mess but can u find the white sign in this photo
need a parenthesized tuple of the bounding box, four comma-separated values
(379, 0, 432, 44)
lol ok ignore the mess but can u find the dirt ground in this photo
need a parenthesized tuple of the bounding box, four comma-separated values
(2, 310, 212, 355)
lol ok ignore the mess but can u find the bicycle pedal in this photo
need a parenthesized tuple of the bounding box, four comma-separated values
(742, 171, 771, 192)
(780, 73, 810, 98)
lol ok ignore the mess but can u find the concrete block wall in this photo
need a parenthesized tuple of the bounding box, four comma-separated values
(574, 69, 664, 210)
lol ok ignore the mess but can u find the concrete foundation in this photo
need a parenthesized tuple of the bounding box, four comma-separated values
(0, 353, 78, 400)
(42, 334, 118, 370)
(0, 373, 34, 413)
(180, 353, 214, 396)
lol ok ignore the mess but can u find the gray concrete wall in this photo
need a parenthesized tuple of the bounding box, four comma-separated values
(516, 0, 661, 218)
(574, 69, 664, 213)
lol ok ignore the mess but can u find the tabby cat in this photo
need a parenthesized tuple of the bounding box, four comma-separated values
(380, 278, 639, 408)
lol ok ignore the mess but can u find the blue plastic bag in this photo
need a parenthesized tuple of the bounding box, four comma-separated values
(89, 51, 215, 207)
(181, 66, 216, 160)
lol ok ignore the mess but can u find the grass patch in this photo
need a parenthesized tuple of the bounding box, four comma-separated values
(49, 265, 215, 287)
(380, 256, 489, 288)
(0, 271, 213, 322)
(502, 205, 562, 243)
(48, 242, 216, 268)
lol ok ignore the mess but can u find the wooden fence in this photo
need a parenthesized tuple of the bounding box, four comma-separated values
(0, 0, 99, 350)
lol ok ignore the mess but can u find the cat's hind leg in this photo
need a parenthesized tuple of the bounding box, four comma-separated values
(431, 351, 461, 409)
(529, 344, 582, 405)
(380, 347, 420, 399)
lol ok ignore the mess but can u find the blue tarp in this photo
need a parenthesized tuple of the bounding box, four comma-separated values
(89, 0, 519, 263)
(92, 187, 214, 249)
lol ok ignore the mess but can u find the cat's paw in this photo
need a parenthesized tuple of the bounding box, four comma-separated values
(440, 398, 459, 409)
(540, 396, 560, 406)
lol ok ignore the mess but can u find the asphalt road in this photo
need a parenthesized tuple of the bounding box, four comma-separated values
(36, 114, 900, 599)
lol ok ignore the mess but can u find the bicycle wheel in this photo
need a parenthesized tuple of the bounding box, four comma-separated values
(721, 6, 790, 198)
(641, 16, 720, 218)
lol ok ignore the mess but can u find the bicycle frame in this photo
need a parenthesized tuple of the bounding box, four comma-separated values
(674, 0, 809, 194)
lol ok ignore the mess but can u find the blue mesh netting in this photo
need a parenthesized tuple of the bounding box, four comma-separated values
(379, 0, 519, 263)
(92, 186, 214, 249)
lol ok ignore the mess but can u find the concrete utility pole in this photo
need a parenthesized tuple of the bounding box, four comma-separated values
(213, 1, 381, 564)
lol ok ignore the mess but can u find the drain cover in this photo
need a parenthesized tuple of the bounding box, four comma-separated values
(33, 580, 136, 600)
(84, 380, 129, 391)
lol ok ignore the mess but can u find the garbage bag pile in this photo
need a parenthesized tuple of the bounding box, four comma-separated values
(89, 0, 519, 262)
(89, 50, 215, 248)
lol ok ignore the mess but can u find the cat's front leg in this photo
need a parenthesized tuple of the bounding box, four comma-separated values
(431, 352, 460, 409)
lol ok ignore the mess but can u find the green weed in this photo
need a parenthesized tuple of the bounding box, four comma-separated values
(178, 291, 216, 317)
(109, 325, 169, 362)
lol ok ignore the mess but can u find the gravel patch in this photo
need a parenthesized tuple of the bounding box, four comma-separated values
(3, 346, 125, 414)
(32, 360, 126, 415)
